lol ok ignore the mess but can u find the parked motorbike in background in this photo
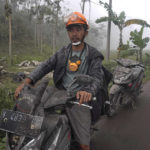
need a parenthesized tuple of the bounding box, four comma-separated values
(108, 58, 145, 116)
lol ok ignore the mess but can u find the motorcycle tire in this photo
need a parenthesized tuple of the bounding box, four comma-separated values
(107, 94, 120, 117)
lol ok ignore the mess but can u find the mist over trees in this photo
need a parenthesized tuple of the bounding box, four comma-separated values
(0, 0, 106, 58)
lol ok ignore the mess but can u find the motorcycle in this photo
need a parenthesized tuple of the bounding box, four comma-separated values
(0, 75, 97, 150)
(108, 58, 145, 116)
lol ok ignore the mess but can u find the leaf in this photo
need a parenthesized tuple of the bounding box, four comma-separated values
(143, 37, 150, 43)
(129, 26, 150, 49)
(118, 11, 126, 20)
(99, 0, 105, 5)
(125, 19, 150, 27)
(96, 17, 109, 23)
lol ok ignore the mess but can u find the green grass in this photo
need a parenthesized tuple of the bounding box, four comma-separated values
(0, 137, 6, 150)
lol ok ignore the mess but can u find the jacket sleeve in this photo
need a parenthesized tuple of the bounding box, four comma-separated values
(27, 52, 57, 84)
(81, 56, 104, 96)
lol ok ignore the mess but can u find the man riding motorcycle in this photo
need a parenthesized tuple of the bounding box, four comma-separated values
(15, 12, 105, 150)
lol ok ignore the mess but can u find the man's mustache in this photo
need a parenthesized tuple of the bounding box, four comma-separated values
(71, 37, 80, 41)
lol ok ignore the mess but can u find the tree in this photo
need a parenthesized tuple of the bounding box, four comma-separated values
(81, 0, 86, 14)
(44, 0, 62, 54)
(5, 0, 12, 65)
(130, 26, 150, 63)
(0, 0, 107, 58)
(96, 1, 150, 53)
(29, 0, 46, 53)
(88, 0, 91, 23)
(106, 0, 112, 61)
(28, 0, 62, 54)
(81, 0, 91, 21)
(52, 0, 61, 54)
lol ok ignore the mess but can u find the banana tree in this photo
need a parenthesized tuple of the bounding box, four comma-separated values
(96, 1, 150, 50)
(130, 26, 150, 63)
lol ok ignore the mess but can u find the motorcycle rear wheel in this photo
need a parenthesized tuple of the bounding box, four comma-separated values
(108, 94, 120, 117)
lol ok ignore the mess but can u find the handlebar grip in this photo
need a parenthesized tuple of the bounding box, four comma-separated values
(69, 101, 93, 109)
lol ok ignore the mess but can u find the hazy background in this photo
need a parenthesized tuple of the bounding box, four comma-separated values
(62, 0, 150, 50)
(1, 0, 150, 55)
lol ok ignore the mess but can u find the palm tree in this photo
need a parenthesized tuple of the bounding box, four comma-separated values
(96, 1, 150, 51)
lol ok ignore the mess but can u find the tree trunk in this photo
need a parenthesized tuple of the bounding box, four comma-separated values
(139, 48, 143, 63)
(136, 50, 139, 61)
(37, 23, 40, 49)
(52, 24, 56, 55)
(52, 1, 59, 54)
(119, 28, 123, 48)
(117, 28, 123, 58)
(106, 0, 112, 61)
(34, 22, 37, 48)
(82, 0, 86, 14)
(89, 0, 91, 24)
(35, 0, 38, 48)
(40, 23, 43, 54)
(6, 0, 13, 65)
(9, 15, 12, 65)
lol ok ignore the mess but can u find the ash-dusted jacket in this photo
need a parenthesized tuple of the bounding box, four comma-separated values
(28, 43, 105, 123)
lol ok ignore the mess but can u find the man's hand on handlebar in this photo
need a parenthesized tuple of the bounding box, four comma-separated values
(76, 91, 92, 105)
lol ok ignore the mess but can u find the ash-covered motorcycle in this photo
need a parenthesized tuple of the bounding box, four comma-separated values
(108, 58, 145, 116)
(0, 75, 97, 150)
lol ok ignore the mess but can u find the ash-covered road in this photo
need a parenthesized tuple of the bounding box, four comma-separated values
(92, 81, 150, 150)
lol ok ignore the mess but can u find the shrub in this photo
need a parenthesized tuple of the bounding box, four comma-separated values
(0, 137, 6, 150)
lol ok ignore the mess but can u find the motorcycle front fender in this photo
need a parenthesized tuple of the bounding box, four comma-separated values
(109, 84, 123, 95)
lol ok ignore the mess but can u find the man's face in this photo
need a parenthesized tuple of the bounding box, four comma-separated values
(67, 25, 88, 44)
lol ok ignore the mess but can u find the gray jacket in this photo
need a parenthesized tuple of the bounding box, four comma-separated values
(28, 43, 105, 123)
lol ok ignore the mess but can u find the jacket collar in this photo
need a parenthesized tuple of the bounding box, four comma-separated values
(64, 42, 104, 61)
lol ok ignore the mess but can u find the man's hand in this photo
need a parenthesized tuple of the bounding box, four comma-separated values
(76, 91, 92, 105)
(14, 78, 32, 99)
(14, 83, 25, 99)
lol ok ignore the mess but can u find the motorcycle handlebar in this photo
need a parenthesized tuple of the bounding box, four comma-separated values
(68, 97, 96, 109)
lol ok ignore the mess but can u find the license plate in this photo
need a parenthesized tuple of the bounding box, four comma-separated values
(0, 109, 43, 138)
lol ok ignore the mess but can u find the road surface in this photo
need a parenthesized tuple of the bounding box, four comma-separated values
(92, 81, 150, 150)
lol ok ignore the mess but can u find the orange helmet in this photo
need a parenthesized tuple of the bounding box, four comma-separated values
(64, 12, 89, 29)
